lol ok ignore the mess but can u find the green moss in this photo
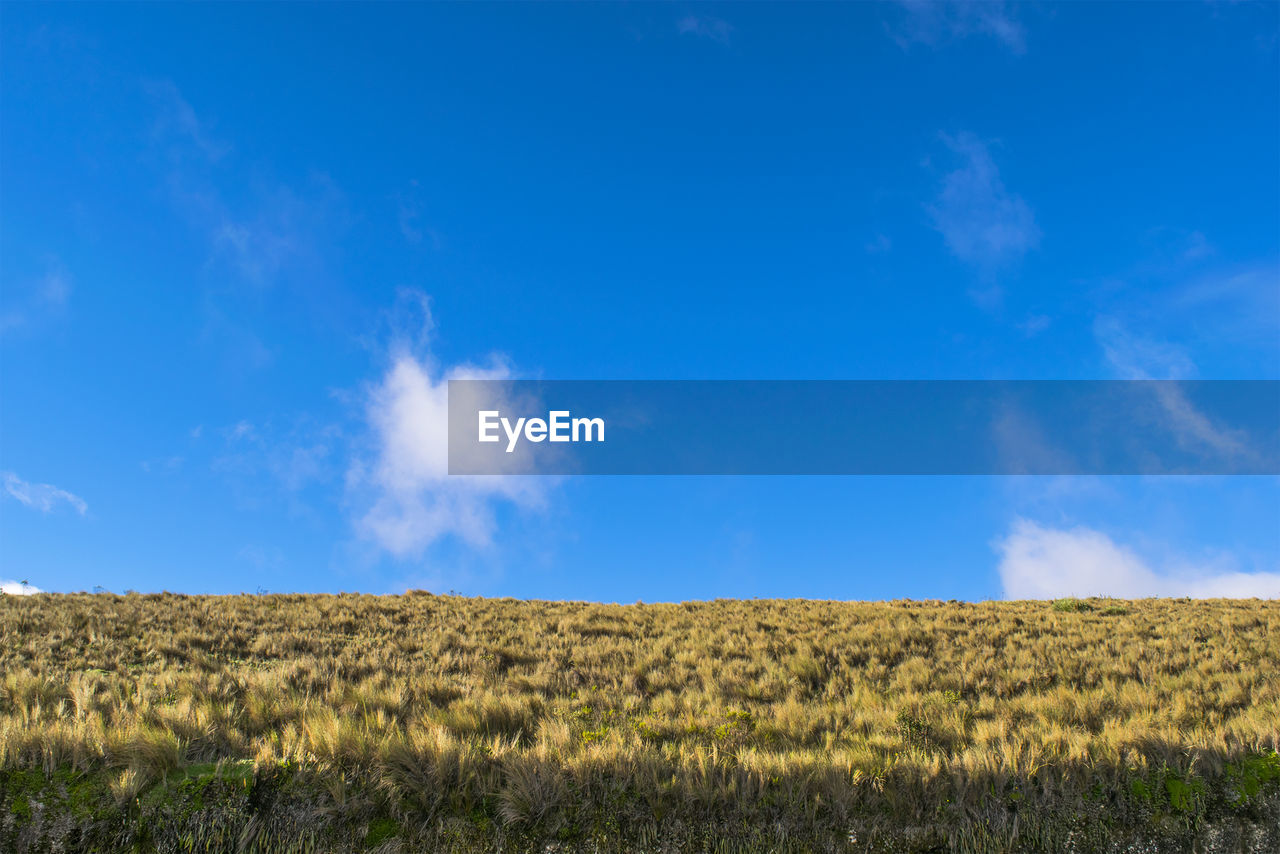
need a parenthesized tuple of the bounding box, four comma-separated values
(1225, 750, 1280, 807)
(63, 770, 110, 820)
(365, 817, 400, 847)
(11, 793, 31, 823)
(1164, 773, 1204, 814)
(2, 767, 46, 795)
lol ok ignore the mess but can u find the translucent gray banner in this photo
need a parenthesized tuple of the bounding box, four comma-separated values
(447, 380, 1280, 475)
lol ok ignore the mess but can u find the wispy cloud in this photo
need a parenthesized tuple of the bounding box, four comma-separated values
(997, 519, 1280, 599)
(677, 14, 734, 45)
(201, 177, 342, 287)
(147, 80, 345, 290)
(1178, 230, 1212, 262)
(227, 420, 256, 442)
(888, 1, 1026, 53)
(1093, 316, 1254, 462)
(1084, 228, 1276, 367)
(210, 416, 341, 506)
(1172, 262, 1278, 317)
(396, 179, 442, 249)
(238, 544, 285, 571)
(927, 132, 1039, 291)
(213, 219, 298, 284)
(0, 257, 72, 336)
(140, 455, 184, 476)
(865, 233, 893, 254)
(1094, 315, 1197, 381)
(1168, 262, 1280, 356)
(145, 79, 230, 164)
(1017, 314, 1050, 337)
(142, 80, 353, 387)
(0, 580, 43, 596)
(348, 290, 545, 557)
(2, 472, 88, 516)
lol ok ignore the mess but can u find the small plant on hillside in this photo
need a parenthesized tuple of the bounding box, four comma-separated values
(895, 709, 934, 751)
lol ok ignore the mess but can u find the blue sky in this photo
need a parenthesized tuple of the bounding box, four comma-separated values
(2, 2, 1277, 600)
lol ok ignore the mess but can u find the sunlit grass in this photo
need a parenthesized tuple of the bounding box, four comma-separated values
(1, 592, 1277, 851)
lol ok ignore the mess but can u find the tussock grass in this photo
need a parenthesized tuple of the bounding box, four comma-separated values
(1, 593, 1278, 852)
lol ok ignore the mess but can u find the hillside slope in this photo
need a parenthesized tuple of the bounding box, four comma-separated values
(2, 593, 1278, 852)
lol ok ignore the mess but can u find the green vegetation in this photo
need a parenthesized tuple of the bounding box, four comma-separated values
(1, 593, 1277, 852)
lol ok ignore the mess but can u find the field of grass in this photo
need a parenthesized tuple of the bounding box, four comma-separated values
(1, 593, 1278, 853)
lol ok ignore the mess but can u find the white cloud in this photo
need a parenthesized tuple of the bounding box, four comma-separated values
(1181, 230, 1213, 261)
(996, 519, 1280, 599)
(2, 472, 87, 516)
(928, 132, 1039, 278)
(238, 544, 285, 571)
(0, 580, 43, 596)
(1170, 262, 1280, 352)
(140, 456, 184, 475)
(145, 79, 230, 163)
(890, 1, 1026, 53)
(226, 420, 256, 442)
(147, 79, 342, 291)
(214, 219, 297, 284)
(39, 267, 71, 307)
(1017, 313, 1050, 337)
(396, 179, 442, 249)
(0, 257, 72, 335)
(349, 293, 545, 558)
(677, 14, 734, 45)
(865, 233, 893, 254)
(1093, 316, 1253, 462)
(1094, 315, 1196, 381)
(209, 417, 340, 507)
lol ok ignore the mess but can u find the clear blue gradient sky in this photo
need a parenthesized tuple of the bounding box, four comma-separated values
(2, 2, 1277, 600)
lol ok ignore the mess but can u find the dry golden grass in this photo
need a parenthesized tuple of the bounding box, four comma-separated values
(1, 592, 1278, 852)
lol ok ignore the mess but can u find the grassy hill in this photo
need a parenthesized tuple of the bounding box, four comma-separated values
(2, 593, 1277, 852)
